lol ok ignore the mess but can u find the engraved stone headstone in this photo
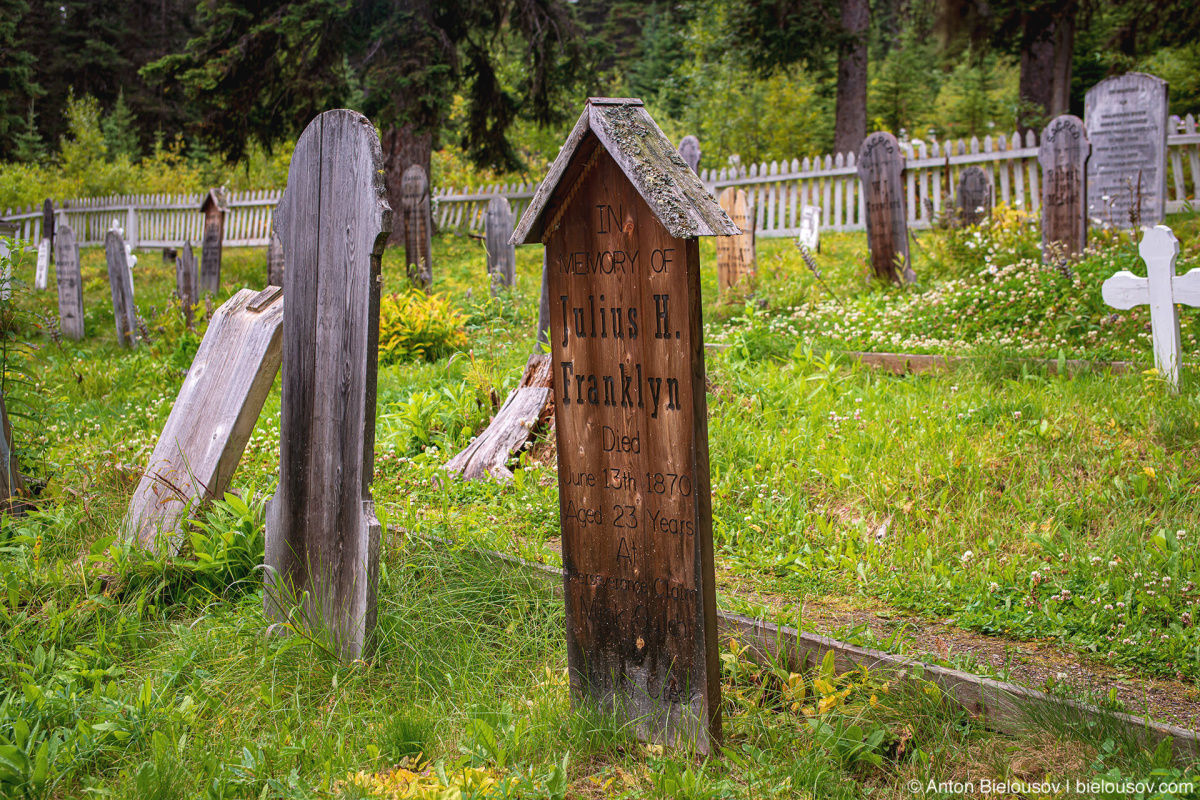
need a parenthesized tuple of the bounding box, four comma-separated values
(510, 97, 739, 753)
(1085, 73, 1169, 228)
(177, 241, 199, 328)
(54, 224, 84, 340)
(401, 164, 432, 290)
(798, 205, 821, 252)
(678, 135, 701, 174)
(484, 195, 515, 294)
(266, 231, 285, 287)
(105, 229, 138, 348)
(125, 287, 285, 549)
(716, 188, 755, 297)
(1038, 115, 1091, 259)
(857, 132, 912, 283)
(199, 188, 227, 294)
(956, 166, 992, 226)
(264, 109, 392, 661)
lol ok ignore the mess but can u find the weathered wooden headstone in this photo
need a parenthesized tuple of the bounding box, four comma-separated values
(858, 132, 913, 283)
(716, 188, 756, 297)
(678, 135, 701, 174)
(266, 231, 285, 287)
(54, 224, 84, 340)
(956, 166, 992, 226)
(125, 287, 285, 548)
(1038, 115, 1090, 259)
(1085, 72, 1169, 228)
(41, 199, 54, 254)
(105, 229, 138, 348)
(1102, 225, 1200, 391)
(265, 109, 392, 661)
(798, 205, 821, 252)
(199, 188, 227, 294)
(0, 392, 24, 511)
(34, 239, 49, 291)
(511, 97, 738, 752)
(484, 195, 515, 294)
(176, 241, 199, 329)
(401, 165, 432, 290)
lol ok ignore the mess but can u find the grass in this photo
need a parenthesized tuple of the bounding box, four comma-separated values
(2, 210, 1200, 797)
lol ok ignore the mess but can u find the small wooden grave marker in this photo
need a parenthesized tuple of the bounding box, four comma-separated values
(511, 97, 737, 752)
(1102, 225, 1200, 390)
(401, 164, 432, 290)
(176, 241, 199, 329)
(55, 224, 84, 340)
(265, 109, 392, 660)
(0, 392, 25, 511)
(42, 199, 54, 253)
(34, 239, 49, 291)
(124, 287, 285, 548)
(798, 205, 821, 252)
(105, 228, 138, 348)
(266, 231, 285, 287)
(956, 166, 992, 226)
(199, 188, 227, 294)
(678, 135, 701, 173)
(485, 195, 516, 294)
(716, 187, 755, 297)
(858, 132, 913, 283)
(1085, 72, 1169, 228)
(1038, 115, 1090, 260)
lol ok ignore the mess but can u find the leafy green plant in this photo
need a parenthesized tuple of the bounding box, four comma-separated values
(378, 290, 468, 364)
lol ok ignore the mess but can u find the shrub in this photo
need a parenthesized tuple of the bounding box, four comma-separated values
(378, 290, 468, 364)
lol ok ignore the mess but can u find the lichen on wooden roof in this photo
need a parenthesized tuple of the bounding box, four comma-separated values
(511, 98, 739, 245)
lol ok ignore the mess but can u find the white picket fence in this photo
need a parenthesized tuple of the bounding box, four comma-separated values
(4, 115, 1200, 246)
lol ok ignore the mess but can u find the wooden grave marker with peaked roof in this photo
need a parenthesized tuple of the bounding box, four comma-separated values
(200, 188, 227, 294)
(511, 97, 738, 753)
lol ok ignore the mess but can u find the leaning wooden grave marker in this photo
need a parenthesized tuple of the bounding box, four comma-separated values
(857, 132, 913, 283)
(1085, 72, 1169, 228)
(124, 287, 284, 548)
(678, 135, 701, 173)
(266, 231, 285, 287)
(715, 187, 755, 297)
(511, 97, 738, 752)
(55, 224, 84, 340)
(199, 188, 227, 294)
(798, 205, 821, 252)
(177, 241, 199, 328)
(401, 164, 432, 290)
(956, 166, 992, 226)
(1102, 225, 1200, 391)
(1038, 115, 1091, 260)
(264, 109, 392, 661)
(485, 195, 516, 294)
(105, 228, 138, 348)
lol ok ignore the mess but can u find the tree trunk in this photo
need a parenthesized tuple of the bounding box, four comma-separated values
(833, 0, 869, 158)
(1017, 0, 1077, 135)
(381, 123, 433, 247)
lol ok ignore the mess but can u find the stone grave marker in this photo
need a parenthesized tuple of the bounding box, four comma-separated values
(511, 97, 738, 752)
(266, 230, 285, 287)
(1102, 225, 1200, 391)
(798, 205, 821, 252)
(956, 166, 992, 226)
(177, 241, 199, 328)
(401, 164, 432, 290)
(264, 109, 392, 661)
(105, 228, 138, 348)
(485, 195, 516, 294)
(678, 135, 701, 173)
(1038, 115, 1091, 260)
(199, 188, 227, 294)
(55, 224, 84, 340)
(716, 187, 756, 297)
(1085, 72, 1169, 228)
(858, 132, 913, 283)
(124, 286, 285, 548)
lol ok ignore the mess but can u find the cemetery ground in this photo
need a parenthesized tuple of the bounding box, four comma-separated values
(4, 209, 1200, 798)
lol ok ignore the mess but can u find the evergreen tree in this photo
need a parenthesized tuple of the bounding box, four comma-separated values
(10, 100, 46, 163)
(0, 0, 41, 160)
(102, 90, 141, 162)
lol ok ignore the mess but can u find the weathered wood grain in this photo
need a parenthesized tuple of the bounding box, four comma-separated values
(678, 135, 701, 173)
(956, 166, 992, 226)
(401, 165, 432, 290)
(124, 288, 285, 549)
(105, 229, 138, 348)
(0, 392, 25, 510)
(715, 188, 755, 297)
(484, 195, 516, 294)
(176, 241, 199, 329)
(199, 189, 226, 294)
(446, 355, 552, 480)
(1039, 115, 1090, 259)
(265, 109, 392, 661)
(266, 230, 285, 287)
(857, 132, 912, 283)
(54, 224, 84, 340)
(534, 251, 550, 352)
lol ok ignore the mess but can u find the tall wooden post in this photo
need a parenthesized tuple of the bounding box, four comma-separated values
(177, 241, 199, 329)
(199, 188, 227, 294)
(55, 224, 84, 340)
(485, 195, 515, 295)
(401, 165, 432, 290)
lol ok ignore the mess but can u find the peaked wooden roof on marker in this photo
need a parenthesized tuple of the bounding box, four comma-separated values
(511, 98, 740, 245)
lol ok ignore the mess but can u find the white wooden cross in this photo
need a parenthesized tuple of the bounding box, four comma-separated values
(1102, 225, 1200, 390)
